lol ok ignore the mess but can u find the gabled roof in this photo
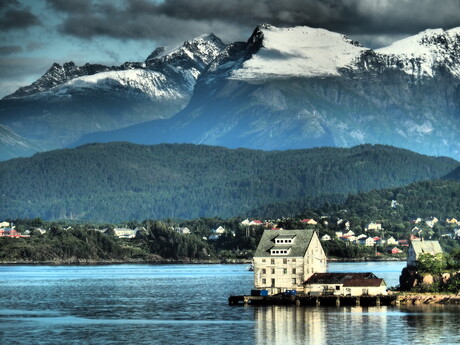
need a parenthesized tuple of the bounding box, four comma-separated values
(410, 240, 443, 256)
(305, 272, 379, 285)
(254, 229, 316, 258)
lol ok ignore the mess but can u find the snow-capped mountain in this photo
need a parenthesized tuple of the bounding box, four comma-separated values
(0, 34, 226, 158)
(2, 24, 460, 161)
(376, 27, 460, 78)
(74, 24, 460, 160)
(229, 24, 367, 80)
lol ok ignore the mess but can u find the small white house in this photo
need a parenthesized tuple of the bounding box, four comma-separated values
(113, 228, 137, 239)
(321, 234, 331, 241)
(366, 222, 382, 231)
(407, 240, 443, 267)
(0, 221, 10, 228)
(359, 237, 375, 247)
(386, 236, 398, 245)
(240, 219, 251, 226)
(175, 227, 191, 234)
(343, 230, 355, 237)
(213, 226, 226, 234)
(425, 217, 439, 228)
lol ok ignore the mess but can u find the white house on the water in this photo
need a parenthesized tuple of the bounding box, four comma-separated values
(253, 229, 327, 295)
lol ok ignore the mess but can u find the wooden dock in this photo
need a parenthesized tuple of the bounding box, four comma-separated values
(228, 294, 397, 307)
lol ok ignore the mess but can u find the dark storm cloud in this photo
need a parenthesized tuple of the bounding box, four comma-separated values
(46, 0, 460, 44)
(0, 7, 42, 30)
(46, 0, 92, 14)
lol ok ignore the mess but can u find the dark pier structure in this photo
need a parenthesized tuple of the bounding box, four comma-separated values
(228, 294, 397, 307)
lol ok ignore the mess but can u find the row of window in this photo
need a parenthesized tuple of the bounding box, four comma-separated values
(270, 249, 290, 255)
(275, 239, 294, 244)
(261, 268, 297, 275)
(261, 278, 297, 285)
(262, 258, 296, 264)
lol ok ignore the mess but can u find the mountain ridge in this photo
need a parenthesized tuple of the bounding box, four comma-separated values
(74, 24, 460, 158)
(2, 24, 460, 160)
(0, 34, 226, 160)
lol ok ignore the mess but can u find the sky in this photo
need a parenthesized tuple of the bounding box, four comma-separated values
(1, 0, 460, 98)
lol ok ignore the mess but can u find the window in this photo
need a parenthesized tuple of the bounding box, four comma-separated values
(335, 285, 340, 291)
(283, 268, 287, 274)
(292, 278, 296, 285)
(292, 258, 296, 263)
(262, 278, 266, 284)
(271, 278, 276, 287)
(262, 259, 266, 263)
(262, 269, 266, 274)
(271, 259, 275, 265)
(283, 258, 287, 264)
(271, 268, 275, 274)
(292, 268, 296, 274)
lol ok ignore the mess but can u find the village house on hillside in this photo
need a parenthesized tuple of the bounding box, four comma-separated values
(253, 229, 327, 295)
(113, 227, 137, 239)
(407, 240, 443, 267)
(175, 227, 191, 234)
(300, 219, 317, 225)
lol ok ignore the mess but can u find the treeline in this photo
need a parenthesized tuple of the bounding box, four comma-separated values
(0, 217, 263, 263)
(1, 142, 458, 222)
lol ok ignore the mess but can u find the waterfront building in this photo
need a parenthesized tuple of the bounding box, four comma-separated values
(253, 229, 327, 295)
(304, 272, 387, 296)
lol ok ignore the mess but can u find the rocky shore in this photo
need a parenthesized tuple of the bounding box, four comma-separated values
(395, 293, 460, 304)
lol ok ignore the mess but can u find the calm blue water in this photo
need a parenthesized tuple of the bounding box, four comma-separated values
(1, 262, 459, 345)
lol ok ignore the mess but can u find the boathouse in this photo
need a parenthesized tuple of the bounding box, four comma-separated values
(304, 272, 387, 296)
(253, 229, 327, 295)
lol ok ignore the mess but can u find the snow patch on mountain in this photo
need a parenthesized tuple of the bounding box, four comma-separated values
(230, 25, 368, 80)
(377, 27, 460, 77)
(63, 69, 183, 99)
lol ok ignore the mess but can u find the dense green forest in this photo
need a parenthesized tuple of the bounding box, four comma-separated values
(1, 142, 457, 222)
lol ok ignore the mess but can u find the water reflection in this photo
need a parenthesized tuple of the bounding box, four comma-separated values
(254, 306, 326, 345)
(400, 305, 460, 345)
(253, 304, 460, 345)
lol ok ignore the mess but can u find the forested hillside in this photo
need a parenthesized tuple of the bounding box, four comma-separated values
(341, 179, 460, 222)
(0, 143, 457, 222)
(256, 179, 460, 228)
(444, 166, 460, 181)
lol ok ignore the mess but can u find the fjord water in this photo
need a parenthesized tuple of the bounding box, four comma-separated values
(1, 262, 459, 345)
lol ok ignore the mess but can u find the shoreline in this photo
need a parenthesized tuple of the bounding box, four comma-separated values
(394, 292, 460, 305)
(0, 257, 405, 266)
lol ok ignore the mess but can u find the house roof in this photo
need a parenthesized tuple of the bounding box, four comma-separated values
(254, 229, 316, 258)
(410, 240, 443, 256)
(343, 278, 385, 287)
(305, 272, 379, 285)
(276, 234, 296, 240)
(269, 245, 292, 251)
